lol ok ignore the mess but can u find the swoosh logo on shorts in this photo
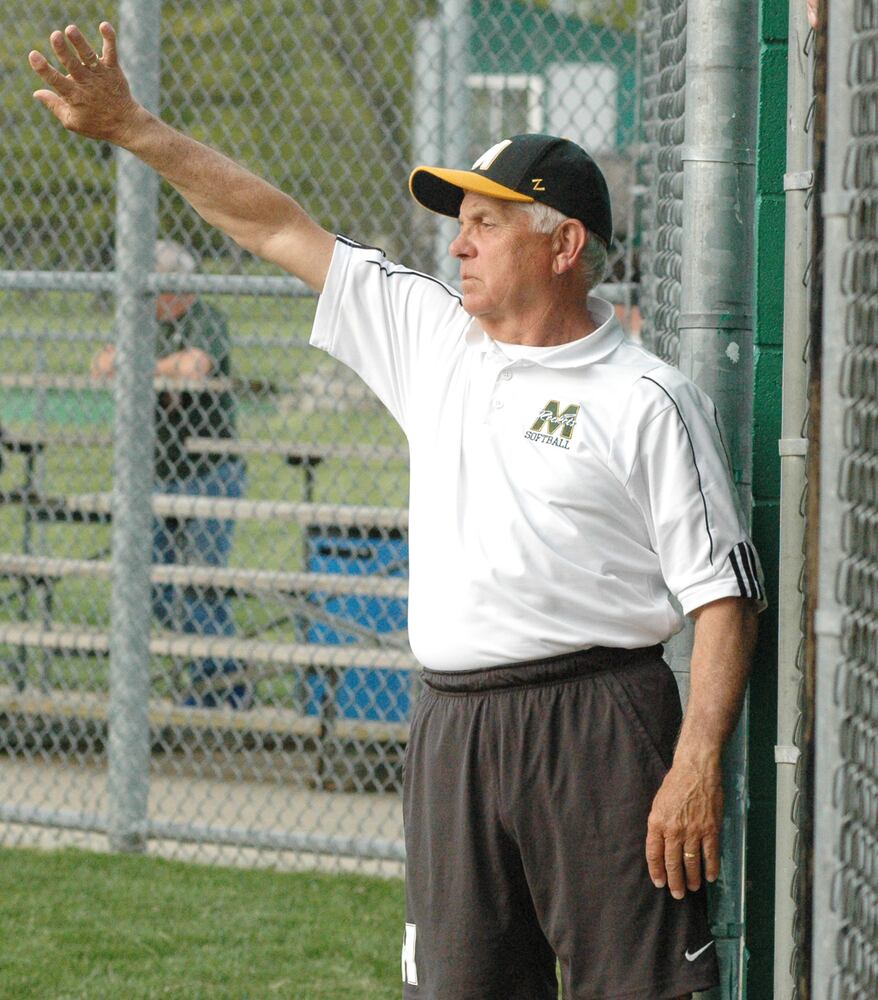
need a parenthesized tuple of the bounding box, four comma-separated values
(685, 941, 715, 962)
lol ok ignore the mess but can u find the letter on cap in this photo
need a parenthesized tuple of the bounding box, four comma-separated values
(471, 139, 513, 171)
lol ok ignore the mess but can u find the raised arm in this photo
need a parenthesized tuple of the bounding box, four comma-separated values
(28, 22, 335, 292)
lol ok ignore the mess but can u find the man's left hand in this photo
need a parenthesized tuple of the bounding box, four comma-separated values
(645, 597, 759, 899)
(645, 756, 723, 899)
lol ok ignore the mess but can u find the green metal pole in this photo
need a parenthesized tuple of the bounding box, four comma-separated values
(679, 1, 759, 995)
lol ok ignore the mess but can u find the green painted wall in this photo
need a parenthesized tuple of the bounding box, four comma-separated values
(747, 0, 787, 994)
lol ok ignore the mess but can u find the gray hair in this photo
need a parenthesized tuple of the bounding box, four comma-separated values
(519, 202, 608, 292)
(154, 239, 198, 275)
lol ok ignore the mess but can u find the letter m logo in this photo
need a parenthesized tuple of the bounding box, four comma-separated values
(530, 400, 580, 440)
(472, 139, 512, 171)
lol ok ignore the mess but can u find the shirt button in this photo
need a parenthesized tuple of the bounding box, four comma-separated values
(493, 399, 504, 409)
(500, 370, 513, 381)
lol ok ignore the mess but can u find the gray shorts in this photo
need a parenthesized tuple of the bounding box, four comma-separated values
(401, 645, 720, 1000)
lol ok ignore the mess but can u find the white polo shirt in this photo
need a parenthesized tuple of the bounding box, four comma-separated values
(311, 237, 765, 670)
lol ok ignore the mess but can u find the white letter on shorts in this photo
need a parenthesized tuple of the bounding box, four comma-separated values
(402, 922, 419, 986)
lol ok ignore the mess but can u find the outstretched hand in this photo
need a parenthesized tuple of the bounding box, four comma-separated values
(28, 22, 144, 145)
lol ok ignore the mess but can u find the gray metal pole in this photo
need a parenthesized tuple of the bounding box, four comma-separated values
(774, 0, 813, 993)
(434, 0, 471, 286)
(107, 0, 162, 853)
(679, 2, 758, 996)
(812, 0, 853, 991)
(413, 18, 443, 275)
(413, 20, 443, 179)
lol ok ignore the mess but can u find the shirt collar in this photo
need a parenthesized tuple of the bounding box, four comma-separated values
(463, 296, 625, 369)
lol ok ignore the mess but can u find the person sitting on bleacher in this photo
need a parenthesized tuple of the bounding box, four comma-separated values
(90, 239, 248, 708)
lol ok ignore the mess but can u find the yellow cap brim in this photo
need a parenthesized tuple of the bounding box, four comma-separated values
(409, 166, 534, 218)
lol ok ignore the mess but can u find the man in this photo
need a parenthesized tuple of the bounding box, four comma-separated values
(30, 22, 763, 999)
(91, 238, 247, 708)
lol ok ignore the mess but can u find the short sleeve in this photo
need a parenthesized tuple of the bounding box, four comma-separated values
(619, 372, 767, 616)
(310, 237, 469, 430)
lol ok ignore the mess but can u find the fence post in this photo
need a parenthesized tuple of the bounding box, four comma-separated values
(813, 0, 853, 992)
(679, 1, 759, 995)
(107, 0, 162, 853)
(433, 0, 471, 285)
(774, 0, 813, 993)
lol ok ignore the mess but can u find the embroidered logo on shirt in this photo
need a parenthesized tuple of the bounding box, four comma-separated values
(525, 400, 580, 450)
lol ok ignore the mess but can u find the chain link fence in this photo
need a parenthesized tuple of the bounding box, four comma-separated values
(637, 0, 685, 363)
(1, 0, 639, 873)
(815, 0, 878, 993)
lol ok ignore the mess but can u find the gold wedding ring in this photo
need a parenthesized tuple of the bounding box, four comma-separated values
(84, 55, 99, 68)
(684, 851, 698, 859)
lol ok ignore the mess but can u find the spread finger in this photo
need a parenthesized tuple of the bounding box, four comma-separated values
(65, 25, 101, 69)
(28, 50, 75, 94)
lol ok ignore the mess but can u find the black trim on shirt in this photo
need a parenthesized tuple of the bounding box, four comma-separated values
(729, 541, 763, 600)
(336, 234, 463, 303)
(712, 403, 735, 476)
(740, 541, 764, 600)
(729, 545, 748, 596)
(641, 375, 715, 565)
(364, 258, 463, 302)
(337, 234, 386, 254)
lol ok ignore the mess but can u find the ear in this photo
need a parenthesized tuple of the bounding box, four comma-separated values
(552, 219, 588, 275)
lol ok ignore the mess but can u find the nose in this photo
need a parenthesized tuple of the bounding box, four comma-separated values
(449, 227, 471, 259)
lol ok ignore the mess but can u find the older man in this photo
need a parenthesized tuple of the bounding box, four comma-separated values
(30, 22, 763, 1000)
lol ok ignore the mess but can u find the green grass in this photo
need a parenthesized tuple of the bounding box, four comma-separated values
(0, 846, 404, 1000)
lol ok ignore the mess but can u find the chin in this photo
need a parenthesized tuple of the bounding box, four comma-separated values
(461, 293, 488, 317)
